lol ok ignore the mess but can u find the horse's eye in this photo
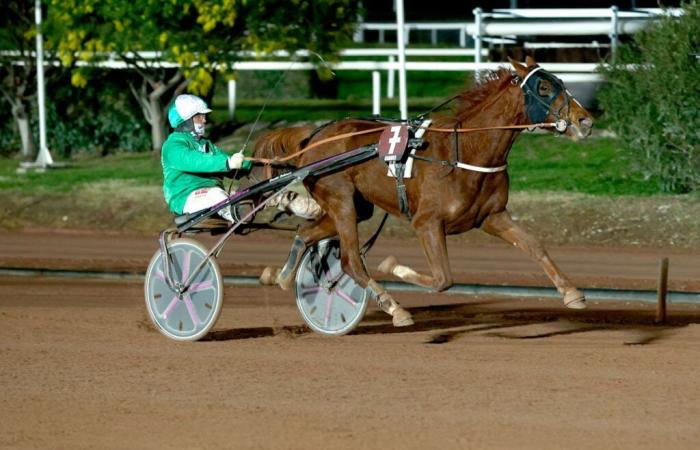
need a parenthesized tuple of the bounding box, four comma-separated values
(538, 80, 552, 96)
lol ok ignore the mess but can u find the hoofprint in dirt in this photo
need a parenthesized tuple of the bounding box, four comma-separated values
(1, 228, 699, 292)
(1, 277, 699, 450)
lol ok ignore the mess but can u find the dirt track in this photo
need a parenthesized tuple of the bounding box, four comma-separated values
(1, 230, 700, 449)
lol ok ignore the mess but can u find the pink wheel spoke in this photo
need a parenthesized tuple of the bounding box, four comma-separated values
(302, 287, 324, 296)
(154, 268, 165, 282)
(162, 295, 179, 320)
(189, 280, 213, 292)
(183, 294, 202, 325)
(181, 250, 193, 280)
(323, 293, 333, 327)
(336, 289, 358, 306)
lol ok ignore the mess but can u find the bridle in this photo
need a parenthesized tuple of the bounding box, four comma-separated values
(516, 66, 573, 133)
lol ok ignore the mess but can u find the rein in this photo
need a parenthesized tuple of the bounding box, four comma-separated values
(246, 121, 560, 167)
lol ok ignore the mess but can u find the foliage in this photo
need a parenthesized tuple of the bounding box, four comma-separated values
(597, 1, 700, 193)
(43, 70, 150, 157)
(0, 1, 64, 160)
(45, 0, 361, 151)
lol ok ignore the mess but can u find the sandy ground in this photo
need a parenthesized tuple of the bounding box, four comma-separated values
(1, 230, 700, 449)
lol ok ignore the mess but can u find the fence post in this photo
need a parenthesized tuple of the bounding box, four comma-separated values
(228, 79, 236, 120)
(387, 56, 395, 99)
(353, 26, 364, 43)
(610, 5, 619, 62)
(372, 71, 381, 116)
(655, 257, 669, 324)
(459, 26, 467, 47)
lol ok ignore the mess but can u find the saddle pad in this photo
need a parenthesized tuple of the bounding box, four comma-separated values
(378, 125, 409, 162)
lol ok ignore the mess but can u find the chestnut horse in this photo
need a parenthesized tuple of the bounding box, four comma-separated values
(255, 57, 593, 327)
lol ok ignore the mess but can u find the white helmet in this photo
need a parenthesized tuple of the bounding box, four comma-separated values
(168, 94, 212, 128)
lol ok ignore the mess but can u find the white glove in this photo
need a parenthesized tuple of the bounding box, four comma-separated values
(228, 152, 244, 170)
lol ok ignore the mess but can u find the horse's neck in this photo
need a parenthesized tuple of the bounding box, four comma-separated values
(455, 86, 525, 167)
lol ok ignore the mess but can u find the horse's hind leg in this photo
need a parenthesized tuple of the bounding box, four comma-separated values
(481, 210, 586, 309)
(261, 213, 338, 290)
(378, 216, 453, 292)
(325, 192, 413, 327)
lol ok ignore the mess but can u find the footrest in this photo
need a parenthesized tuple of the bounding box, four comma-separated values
(173, 214, 231, 232)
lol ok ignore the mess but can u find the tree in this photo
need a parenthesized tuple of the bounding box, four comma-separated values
(0, 0, 65, 161)
(597, 1, 700, 193)
(48, 0, 361, 153)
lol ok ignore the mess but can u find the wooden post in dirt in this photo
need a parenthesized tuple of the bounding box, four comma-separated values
(655, 257, 669, 324)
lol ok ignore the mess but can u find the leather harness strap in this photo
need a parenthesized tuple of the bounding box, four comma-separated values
(245, 122, 559, 166)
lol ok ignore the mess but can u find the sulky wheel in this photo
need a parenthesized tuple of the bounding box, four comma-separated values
(295, 238, 368, 336)
(144, 238, 223, 341)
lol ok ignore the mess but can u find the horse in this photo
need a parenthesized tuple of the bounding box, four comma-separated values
(254, 57, 594, 327)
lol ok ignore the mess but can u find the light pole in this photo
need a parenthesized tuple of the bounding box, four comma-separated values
(395, 0, 408, 120)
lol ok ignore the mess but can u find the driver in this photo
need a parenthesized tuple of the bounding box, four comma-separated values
(161, 94, 321, 221)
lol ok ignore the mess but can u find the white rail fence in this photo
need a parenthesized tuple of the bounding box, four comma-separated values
(355, 7, 682, 49)
(13, 8, 684, 123)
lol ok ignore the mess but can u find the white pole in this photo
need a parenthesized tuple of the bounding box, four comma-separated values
(387, 55, 395, 99)
(228, 79, 236, 120)
(372, 70, 381, 116)
(473, 7, 483, 83)
(395, 0, 408, 120)
(610, 6, 619, 62)
(34, 0, 52, 167)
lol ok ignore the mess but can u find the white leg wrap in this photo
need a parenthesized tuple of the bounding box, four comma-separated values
(288, 196, 323, 219)
(392, 264, 418, 280)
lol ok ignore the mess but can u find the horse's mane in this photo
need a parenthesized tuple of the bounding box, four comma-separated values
(433, 68, 515, 127)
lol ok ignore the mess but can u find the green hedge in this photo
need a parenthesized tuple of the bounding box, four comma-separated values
(597, 1, 700, 193)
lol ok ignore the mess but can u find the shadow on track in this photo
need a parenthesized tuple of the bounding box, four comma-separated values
(198, 297, 699, 344)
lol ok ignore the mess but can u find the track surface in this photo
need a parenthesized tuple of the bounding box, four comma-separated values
(2, 230, 700, 449)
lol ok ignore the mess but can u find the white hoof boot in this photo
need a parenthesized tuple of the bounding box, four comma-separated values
(392, 307, 414, 327)
(563, 288, 586, 309)
(377, 293, 414, 327)
(259, 266, 281, 286)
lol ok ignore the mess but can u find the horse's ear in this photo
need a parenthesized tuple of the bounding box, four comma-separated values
(525, 55, 538, 68)
(508, 57, 528, 79)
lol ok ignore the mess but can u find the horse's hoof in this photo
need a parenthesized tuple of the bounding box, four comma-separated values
(564, 289, 587, 309)
(276, 271, 295, 291)
(377, 255, 398, 275)
(392, 307, 414, 327)
(259, 266, 281, 286)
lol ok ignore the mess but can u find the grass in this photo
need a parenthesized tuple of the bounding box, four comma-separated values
(508, 133, 663, 195)
(0, 153, 162, 193)
(0, 133, 669, 197)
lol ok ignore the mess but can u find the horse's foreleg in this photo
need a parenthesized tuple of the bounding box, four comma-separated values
(377, 218, 453, 292)
(481, 210, 586, 309)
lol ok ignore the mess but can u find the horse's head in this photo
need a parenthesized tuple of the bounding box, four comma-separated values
(510, 56, 593, 141)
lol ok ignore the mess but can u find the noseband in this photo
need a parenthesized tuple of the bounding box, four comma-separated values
(517, 67, 571, 132)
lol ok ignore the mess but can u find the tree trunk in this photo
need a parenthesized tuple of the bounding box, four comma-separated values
(12, 101, 36, 161)
(149, 95, 166, 155)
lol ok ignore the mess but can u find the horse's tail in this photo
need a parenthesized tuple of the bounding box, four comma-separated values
(251, 126, 314, 180)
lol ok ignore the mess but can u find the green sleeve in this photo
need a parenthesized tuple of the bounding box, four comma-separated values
(164, 136, 228, 173)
